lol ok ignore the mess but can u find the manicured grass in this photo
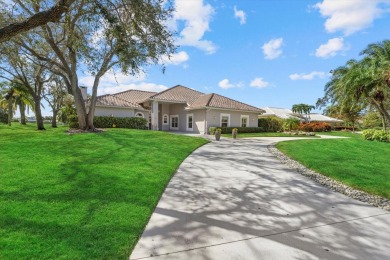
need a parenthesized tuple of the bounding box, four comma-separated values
(221, 132, 319, 138)
(0, 124, 208, 259)
(276, 131, 390, 199)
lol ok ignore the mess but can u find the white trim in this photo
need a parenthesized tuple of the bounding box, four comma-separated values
(135, 112, 145, 118)
(162, 114, 169, 125)
(186, 113, 194, 131)
(240, 115, 249, 127)
(220, 113, 230, 127)
(170, 114, 179, 130)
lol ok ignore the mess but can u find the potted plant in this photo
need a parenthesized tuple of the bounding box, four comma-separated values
(215, 128, 221, 141)
(232, 128, 238, 139)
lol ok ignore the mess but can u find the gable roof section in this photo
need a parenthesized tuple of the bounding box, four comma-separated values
(114, 89, 156, 103)
(148, 85, 204, 104)
(95, 94, 141, 108)
(189, 93, 265, 113)
(309, 113, 343, 123)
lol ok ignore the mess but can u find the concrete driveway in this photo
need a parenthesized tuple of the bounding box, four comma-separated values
(130, 137, 390, 260)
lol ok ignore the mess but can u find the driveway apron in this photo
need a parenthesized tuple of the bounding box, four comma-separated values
(130, 138, 390, 260)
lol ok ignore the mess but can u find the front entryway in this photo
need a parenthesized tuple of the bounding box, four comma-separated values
(170, 115, 179, 130)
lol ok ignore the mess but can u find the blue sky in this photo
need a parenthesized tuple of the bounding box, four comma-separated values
(43, 0, 390, 116)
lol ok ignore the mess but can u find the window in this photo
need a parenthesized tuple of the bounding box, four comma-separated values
(135, 112, 144, 118)
(170, 115, 179, 130)
(186, 114, 193, 131)
(241, 115, 249, 127)
(163, 114, 169, 125)
(220, 114, 230, 127)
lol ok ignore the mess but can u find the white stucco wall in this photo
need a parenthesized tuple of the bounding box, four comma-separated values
(206, 109, 259, 128)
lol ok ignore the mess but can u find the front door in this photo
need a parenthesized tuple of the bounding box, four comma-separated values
(170, 115, 179, 130)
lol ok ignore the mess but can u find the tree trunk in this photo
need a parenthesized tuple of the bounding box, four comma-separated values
(7, 98, 12, 126)
(34, 96, 45, 130)
(20, 102, 26, 125)
(370, 98, 390, 128)
(382, 116, 386, 130)
(52, 110, 58, 128)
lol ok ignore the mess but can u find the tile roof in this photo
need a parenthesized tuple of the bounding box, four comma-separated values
(148, 85, 204, 104)
(95, 94, 141, 108)
(189, 93, 265, 113)
(309, 113, 343, 123)
(114, 89, 156, 103)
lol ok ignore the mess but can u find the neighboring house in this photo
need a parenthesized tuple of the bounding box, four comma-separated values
(84, 85, 265, 134)
(260, 107, 343, 124)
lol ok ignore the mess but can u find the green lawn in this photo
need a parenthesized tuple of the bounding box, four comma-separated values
(0, 124, 208, 259)
(276, 132, 390, 199)
(221, 132, 319, 138)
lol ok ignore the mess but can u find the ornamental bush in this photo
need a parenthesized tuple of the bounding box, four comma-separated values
(220, 127, 264, 134)
(362, 129, 390, 142)
(93, 116, 147, 129)
(258, 117, 284, 132)
(298, 122, 331, 132)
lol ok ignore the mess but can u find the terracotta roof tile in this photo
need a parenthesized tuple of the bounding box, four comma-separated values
(189, 93, 265, 113)
(95, 94, 142, 108)
(148, 85, 204, 104)
(113, 89, 156, 103)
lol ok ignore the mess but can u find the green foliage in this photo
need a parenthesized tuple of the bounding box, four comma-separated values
(362, 111, 382, 129)
(283, 117, 300, 131)
(93, 116, 147, 129)
(220, 127, 264, 134)
(0, 124, 208, 259)
(67, 115, 79, 129)
(258, 117, 284, 132)
(362, 129, 390, 142)
(0, 108, 7, 123)
(209, 127, 217, 135)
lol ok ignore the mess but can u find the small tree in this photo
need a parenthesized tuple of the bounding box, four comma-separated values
(284, 117, 300, 132)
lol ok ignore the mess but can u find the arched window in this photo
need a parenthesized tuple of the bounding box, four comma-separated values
(135, 112, 144, 118)
(163, 114, 169, 125)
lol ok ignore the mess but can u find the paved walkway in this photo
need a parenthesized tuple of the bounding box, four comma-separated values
(130, 137, 390, 260)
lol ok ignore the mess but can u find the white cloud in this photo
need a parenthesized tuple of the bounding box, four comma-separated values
(289, 71, 328, 80)
(262, 38, 283, 60)
(314, 0, 390, 35)
(160, 51, 189, 65)
(250, 77, 270, 88)
(173, 0, 217, 54)
(79, 71, 168, 95)
(315, 37, 346, 58)
(234, 6, 246, 25)
(218, 79, 243, 89)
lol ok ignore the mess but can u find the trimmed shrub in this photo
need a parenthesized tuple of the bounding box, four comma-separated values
(209, 127, 217, 135)
(363, 129, 390, 142)
(258, 117, 284, 132)
(298, 122, 331, 132)
(67, 115, 79, 129)
(93, 116, 147, 129)
(220, 127, 264, 134)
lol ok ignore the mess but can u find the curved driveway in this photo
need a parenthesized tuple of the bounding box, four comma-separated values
(131, 137, 390, 260)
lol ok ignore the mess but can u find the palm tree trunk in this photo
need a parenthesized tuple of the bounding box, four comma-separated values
(20, 102, 26, 125)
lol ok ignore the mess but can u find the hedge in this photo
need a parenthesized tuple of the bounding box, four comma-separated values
(258, 117, 284, 132)
(93, 116, 147, 129)
(362, 129, 390, 142)
(209, 126, 264, 134)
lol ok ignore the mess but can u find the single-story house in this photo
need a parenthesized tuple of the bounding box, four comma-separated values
(260, 107, 343, 124)
(83, 85, 265, 134)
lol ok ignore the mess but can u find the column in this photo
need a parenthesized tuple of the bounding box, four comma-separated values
(151, 101, 159, 130)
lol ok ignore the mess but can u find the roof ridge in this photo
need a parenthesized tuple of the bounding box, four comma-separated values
(113, 89, 158, 96)
(205, 93, 213, 107)
(149, 84, 205, 99)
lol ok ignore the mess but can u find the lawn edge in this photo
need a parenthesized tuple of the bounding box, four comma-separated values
(268, 143, 390, 212)
(129, 138, 211, 254)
